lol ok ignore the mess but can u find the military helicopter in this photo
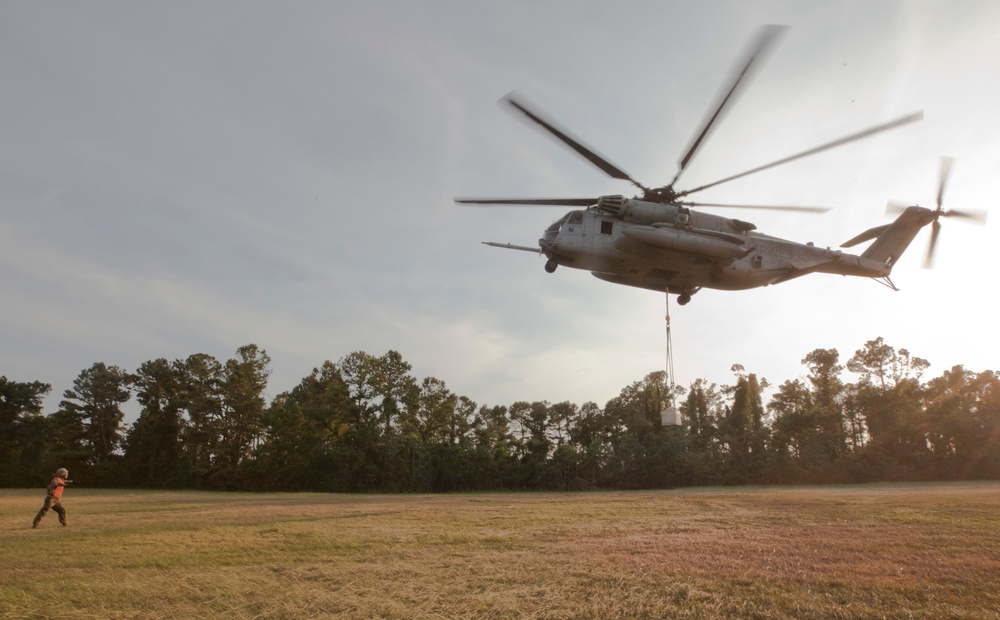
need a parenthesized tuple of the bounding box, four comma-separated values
(456, 26, 987, 305)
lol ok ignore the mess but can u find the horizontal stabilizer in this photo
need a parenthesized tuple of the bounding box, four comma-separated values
(841, 224, 891, 248)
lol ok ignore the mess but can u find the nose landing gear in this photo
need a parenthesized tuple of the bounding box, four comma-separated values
(544, 259, 558, 273)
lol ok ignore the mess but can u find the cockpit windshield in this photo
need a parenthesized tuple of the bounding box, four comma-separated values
(544, 210, 584, 240)
(544, 216, 566, 235)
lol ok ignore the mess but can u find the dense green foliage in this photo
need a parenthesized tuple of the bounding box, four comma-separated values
(3, 338, 999, 491)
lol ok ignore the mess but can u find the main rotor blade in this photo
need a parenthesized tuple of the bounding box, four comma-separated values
(675, 111, 924, 198)
(685, 201, 831, 213)
(455, 197, 597, 206)
(674, 24, 787, 185)
(924, 219, 941, 269)
(502, 93, 648, 191)
(937, 156, 954, 210)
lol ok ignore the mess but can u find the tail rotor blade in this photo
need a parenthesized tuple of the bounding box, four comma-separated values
(944, 209, 988, 224)
(937, 156, 954, 210)
(898, 157, 988, 268)
(886, 200, 910, 216)
(923, 220, 941, 269)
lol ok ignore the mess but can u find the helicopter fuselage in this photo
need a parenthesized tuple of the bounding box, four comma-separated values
(537, 196, 894, 301)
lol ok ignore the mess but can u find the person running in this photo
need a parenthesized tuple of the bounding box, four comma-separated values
(32, 468, 71, 528)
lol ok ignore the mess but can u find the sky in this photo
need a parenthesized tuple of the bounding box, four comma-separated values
(2, 1, 998, 417)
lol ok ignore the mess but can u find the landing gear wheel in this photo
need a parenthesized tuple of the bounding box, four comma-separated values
(544, 259, 558, 273)
(677, 293, 691, 306)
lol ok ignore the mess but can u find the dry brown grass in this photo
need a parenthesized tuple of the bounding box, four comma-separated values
(3, 483, 999, 618)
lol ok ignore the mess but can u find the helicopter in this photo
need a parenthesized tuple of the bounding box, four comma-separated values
(456, 26, 987, 305)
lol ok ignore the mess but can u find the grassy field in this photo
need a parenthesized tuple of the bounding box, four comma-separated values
(3, 483, 1000, 619)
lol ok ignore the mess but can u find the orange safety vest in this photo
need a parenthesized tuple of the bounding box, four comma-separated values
(49, 476, 65, 499)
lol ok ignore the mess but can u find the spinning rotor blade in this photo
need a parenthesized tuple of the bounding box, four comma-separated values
(888, 158, 988, 269)
(934, 157, 988, 223)
(936, 156, 953, 209)
(676, 111, 924, 198)
(944, 209, 988, 224)
(885, 200, 910, 216)
(455, 197, 597, 206)
(686, 201, 831, 214)
(924, 220, 941, 269)
(502, 93, 649, 192)
(674, 24, 787, 185)
(925, 157, 988, 267)
(886, 201, 988, 223)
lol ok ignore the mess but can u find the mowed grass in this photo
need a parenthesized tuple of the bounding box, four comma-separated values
(3, 484, 1000, 619)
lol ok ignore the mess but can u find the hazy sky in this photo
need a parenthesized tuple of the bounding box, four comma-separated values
(2, 1, 998, 415)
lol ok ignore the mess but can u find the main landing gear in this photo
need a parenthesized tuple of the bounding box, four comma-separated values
(675, 287, 699, 305)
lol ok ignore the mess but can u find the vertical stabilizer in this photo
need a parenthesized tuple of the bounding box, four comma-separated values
(846, 207, 935, 271)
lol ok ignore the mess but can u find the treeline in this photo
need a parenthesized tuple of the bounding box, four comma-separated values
(2, 339, 999, 491)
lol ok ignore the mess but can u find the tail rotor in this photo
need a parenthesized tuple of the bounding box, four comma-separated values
(886, 157, 988, 268)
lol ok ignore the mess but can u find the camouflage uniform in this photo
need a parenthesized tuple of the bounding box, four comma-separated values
(32, 471, 69, 528)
